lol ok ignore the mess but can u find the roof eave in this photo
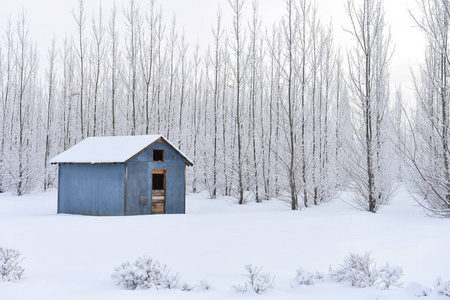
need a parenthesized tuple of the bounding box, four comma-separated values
(50, 161, 125, 165)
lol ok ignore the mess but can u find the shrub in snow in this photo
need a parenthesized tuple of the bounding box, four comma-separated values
(111, 261, 138, 289)
(181, 282, 195, 291)
(160, 272, 180, 289)
(111, 256, 180, 290)
(198, 280, 210, 291)
(329, 252, 378, 288)
(313, 270, 325, 281)
(294, 267, 315, 286)
(377, 263, 403, 289)
(329, 252, 403, 289)
(435, 277, 450, 297)
(233, 264, 275, 294)
(0, 247, 25, 281)
(233, 283, 248, 293)
(406, 282, 432, 297)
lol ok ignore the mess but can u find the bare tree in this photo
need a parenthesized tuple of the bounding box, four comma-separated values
(108, 2, 120, 136)
(60, 35, 76, 149)
(165, 15, 178, 140)
(210, 9, 224, 198)
(228, 0, 246, 204)
(248, 0, 262, 203)
(406, 0, 450, 216)
(334, 49, 352, 189)
(139, 0, 157, 135)
(177, 31, 189, 150)
(43, 38, 57, 190)
(123, 0, 141, 135)
(344, 0, 394, 212)
(190, 41, 202, 193)
(8, 12, 39, 195)
(0, 20, 14, 193)
(91, 4, 106, 136)
(73, 0, 87, 140)
(222, 37, 232, 196)
(298, 0, 311, 208)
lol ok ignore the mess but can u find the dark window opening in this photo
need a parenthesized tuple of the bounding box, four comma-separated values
(152, 173, 164, 190)
(153, 149, 164, 162)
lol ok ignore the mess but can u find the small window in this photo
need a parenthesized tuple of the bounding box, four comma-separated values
(153, 149, 164, 162)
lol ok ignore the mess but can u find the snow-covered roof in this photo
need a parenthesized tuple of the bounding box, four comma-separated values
(50, 135, 193, 166)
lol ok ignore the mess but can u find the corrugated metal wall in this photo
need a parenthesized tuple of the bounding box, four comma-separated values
(58, 164, 126, 215)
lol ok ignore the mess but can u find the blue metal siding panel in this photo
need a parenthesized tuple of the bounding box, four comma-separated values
(164, 159, 186, 214)
(125, 161, 152, 215)
(58, 164, 125, 216)
(129, 142, 186, 214)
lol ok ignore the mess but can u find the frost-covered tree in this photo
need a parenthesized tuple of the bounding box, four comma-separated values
(123, 0, 141, 136)
(73, 0, 87, 140)
(309, 12, 340, 205)
(43, 38, 58, 191)
(2, 13, 40, 195)
(90, 4, 106, 137)
(344, 0, 395, 212)
(273, 0, 303, 210)
(228, 0, 247, 205)
(107, 2, 121, 136)
(406, 0, 450, 216)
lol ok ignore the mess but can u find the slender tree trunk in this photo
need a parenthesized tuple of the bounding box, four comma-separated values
(229, 0, 245, 204)
(44, 39, 56, 191)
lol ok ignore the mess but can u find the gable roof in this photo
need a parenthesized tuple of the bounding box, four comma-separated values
(50, 135, 194, 166)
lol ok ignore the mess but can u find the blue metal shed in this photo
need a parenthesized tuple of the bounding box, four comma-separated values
(50, 135, 194, 216)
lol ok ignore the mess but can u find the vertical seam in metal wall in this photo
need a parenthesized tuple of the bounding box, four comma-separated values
(124, 164, 128, 215)
(184, 165, 186, 214)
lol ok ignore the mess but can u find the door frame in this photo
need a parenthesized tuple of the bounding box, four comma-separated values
(151, 170, 166, 214)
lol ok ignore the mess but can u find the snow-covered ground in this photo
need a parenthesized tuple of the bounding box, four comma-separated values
(0, 187, 449, 299)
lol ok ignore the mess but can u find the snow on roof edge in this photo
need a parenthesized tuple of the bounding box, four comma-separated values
(50, 135, 193, 166)
(158, 136, 194, 166)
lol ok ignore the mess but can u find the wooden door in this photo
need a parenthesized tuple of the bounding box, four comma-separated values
(152, 170, 166, 214)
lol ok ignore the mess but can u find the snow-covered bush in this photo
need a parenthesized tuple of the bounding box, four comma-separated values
(160, 272, 180, 289)
(377, 263, 403, 289)
(233, 264, 275, 294)
(111, 261, 138, 289)
(329, 252, 403, 289)
(233, 283, 248, 293)
(112, 256, 180, 290)
(406, 282, 432, 297)
(0, 247, 25, 281)
(329, 252, 378, 287)
(294, 267, 315, 286)
(181, 282, 195, 291)
(435, 277, 450, 297)
(198, 280, 210, 290)
(313, 270, 325, 281)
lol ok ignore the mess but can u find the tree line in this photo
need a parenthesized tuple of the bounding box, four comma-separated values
(0, 0, 449, 217)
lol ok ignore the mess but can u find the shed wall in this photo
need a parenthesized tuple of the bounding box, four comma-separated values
(125, 161, 151, 215)
(58, 164, 125, 216)
(126, 142, 186, 215)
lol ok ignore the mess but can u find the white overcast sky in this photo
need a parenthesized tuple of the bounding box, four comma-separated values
(1, 0, 424, 101)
